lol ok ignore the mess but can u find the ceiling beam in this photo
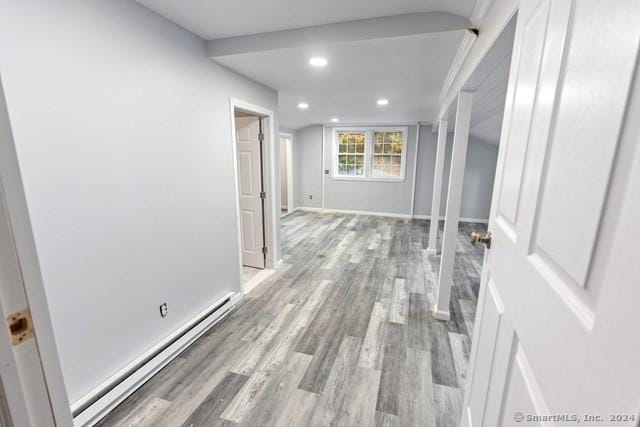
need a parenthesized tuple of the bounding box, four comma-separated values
(207, 12, 471, 58)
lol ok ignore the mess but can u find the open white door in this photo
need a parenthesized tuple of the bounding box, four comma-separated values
(0, 181, 56, 427)
(0, 78, 60, 425)
(462, 1, 640, 426)
(235, 116, 265, 269)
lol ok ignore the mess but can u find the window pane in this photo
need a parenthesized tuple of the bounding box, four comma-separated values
(339, 143, 347, 153)
(339, 155, 347, 165)
(374, 142, 382, 153)
(383, 143, 392, 154)
(348, 143, 355, 153)
(355, 155, 364, 167)
(355, 141, 365, 153)
(347, 164, 355, 175)
(392, 156, 401, 166)
(392, 141, 403, 154)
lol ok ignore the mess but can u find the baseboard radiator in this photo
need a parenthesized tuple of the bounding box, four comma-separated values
(72, 294, 236, 426)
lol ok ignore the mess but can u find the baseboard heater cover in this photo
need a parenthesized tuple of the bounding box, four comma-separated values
(71, 294, 236, 423)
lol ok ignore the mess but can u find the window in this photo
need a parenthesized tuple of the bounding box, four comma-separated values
(372, 130, 404, 178)
(333, 127, 407, 181)
(337, 131, 366, 177)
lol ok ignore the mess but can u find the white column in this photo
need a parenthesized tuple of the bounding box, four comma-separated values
(434, 91, 473, 321)
(426, 119, 448, 255)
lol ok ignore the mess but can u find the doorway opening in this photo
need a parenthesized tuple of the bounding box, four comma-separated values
(429, 13, 517, 423)
(279, 133, 293, 217)
(230, 100, 279, 294)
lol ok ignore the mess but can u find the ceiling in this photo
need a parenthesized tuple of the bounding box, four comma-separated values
(216, 32, 464, 129)
(465, 16, 516, 144)
(137, 0, 477, 39)
(137, 0, 482, 130)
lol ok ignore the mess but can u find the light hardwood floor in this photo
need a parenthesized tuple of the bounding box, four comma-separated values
(98, 211, 487, 426)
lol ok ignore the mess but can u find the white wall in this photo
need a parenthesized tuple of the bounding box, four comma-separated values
(0, 0, 277, 405)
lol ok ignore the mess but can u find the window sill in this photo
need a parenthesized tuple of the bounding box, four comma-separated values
(331, 175, 406, 183)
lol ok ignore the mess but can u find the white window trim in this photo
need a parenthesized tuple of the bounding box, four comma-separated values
(332, 126, 408, 182)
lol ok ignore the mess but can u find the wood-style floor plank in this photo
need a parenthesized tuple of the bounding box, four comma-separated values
(98, 212, 487, 426)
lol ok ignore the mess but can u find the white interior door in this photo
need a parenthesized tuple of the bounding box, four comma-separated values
(0, 179, 55, 427)
(462, 1, 640, 426)
(0, 76, 61, 426)
(235, 116, 265, 269)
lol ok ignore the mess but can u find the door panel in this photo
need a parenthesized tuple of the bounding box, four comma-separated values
(496, 0, 551, 235)
(235, 116, 264, 269)
(497, 345, 547, 426)
(463, 0, 640, 425)
(467, 279, 504, 426)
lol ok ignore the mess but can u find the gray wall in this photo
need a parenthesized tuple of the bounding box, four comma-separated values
(0, 0, 277, 403)
(280, 137, 288, 208)
(292, 124, 498, 220)
(414, 126, 499, 220)
(293, 125, 323, 208)
(322, 125, 419, 215)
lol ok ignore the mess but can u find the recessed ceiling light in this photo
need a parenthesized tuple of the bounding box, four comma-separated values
(309, 57, 328, 67)
(298, 102, 309, 109)
(377, 99, 389, 106)
(331, 118, 339, 123)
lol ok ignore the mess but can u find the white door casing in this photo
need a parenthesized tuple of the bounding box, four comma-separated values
(463, 1, 640, 426)
(235, 116, 265, 269)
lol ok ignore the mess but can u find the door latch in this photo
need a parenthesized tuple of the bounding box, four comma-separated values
(7, 309, 33, 345)
(470, 231, 492, 249)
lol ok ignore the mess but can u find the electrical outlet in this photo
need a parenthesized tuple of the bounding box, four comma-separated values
(309, 194, 313, 200)
(159, 303, 168, 318)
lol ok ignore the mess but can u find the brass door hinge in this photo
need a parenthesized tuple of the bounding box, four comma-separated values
(258, 132, 264, 142)
(7, 309, 33, 345)
(262, 246, 268, 254)
(260, 191, 266, 199)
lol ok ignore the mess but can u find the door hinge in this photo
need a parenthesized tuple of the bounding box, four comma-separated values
(258, 132, 264, 142)
(7, 309, 34, 345)
(262, 246, 268, 254)
(260, 191, 266, 199)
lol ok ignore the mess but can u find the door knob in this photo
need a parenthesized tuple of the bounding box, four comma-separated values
(470, 231, 492, 249)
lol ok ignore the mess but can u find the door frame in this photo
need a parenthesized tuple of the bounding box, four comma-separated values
(279, 132, 294, 215)
(229, 98, 279, 292)
(0, 75, 73, 425)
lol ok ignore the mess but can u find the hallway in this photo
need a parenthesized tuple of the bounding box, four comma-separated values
(99, 212, 486, 426)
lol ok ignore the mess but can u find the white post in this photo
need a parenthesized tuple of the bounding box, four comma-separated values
(410, 123, 421, 217)
(434, 91, 473, 321)
(426, 119, 448, 255)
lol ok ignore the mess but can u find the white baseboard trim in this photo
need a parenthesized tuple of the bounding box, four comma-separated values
(320, 208, 412, 219)
(293, 207, 489, 223)
(296, 206, 411, 219)
(413, 214, 489, 224)
(294, 206, 322, 212)
(243, 268, 276, 294)
(434, 308, 451, 321)
(73, 293, 239, 426)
